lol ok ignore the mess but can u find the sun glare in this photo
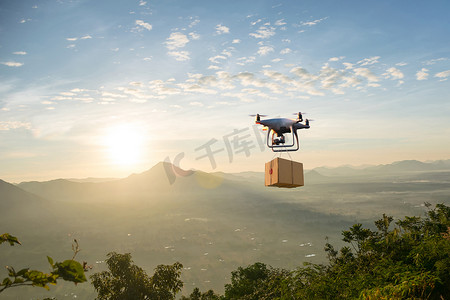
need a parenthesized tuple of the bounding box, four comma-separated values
(103, 124, 145, 166)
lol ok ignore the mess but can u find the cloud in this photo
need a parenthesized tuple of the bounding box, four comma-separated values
(236, 56, 256, 66)
(1, 61, 24, 67)
(423, 57, 448, 65)
(280, 48, 291, 55)
(60, 92, 76, 96)
(249, 26, 276, 39)
(416, 68, 429, 80)
(80, 35, 92, 39)
(209, 55, 227, 63)
(250, 19, 262, 26)
(66, 37, 78, 41)
(70, 88, 89, 93)
(329, 56, 344, 62)
(222, 48, 233, 57)
(154, 86, 181, 95)
(353, 68, 379, 82)
(301, 17, 328, 26)
(275, 19, 286, 26)
(215, 24, 230, 34)
(102, 91, 127, 98)
(434, 70, 450, 80)
(339, 76, 361, 88)
(139, 0, 147, 6)
(189, 18, 200, 28)
(115, 87, 154, 102)
(258, 46, 274, 56)
(189, 32, 200, 40)
(135, 20, 152, 31)
(13, 51, 27, 55)
(263, 70, 293, 84)
(0, 121, 32, 131)
(241, 88, 271, 99)
(383, 67, 404, 80)
(189, 101, 204, 107)
(357, 56, 380, 66)
(165, 32, 189, 49)
(319, 65, 345, 89)
(290, 67, 317, 81)
(234, 72, 265, 87)
(168, 51, 190, 61)
(184, 84, 217, 94)
(232, 39, 241, 44)
(343, 62, 353, 69)
(51, 95, 72, 101)
(189, 73, 234, 90)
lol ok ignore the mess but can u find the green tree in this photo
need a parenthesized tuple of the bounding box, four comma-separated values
(223, 262, 293, 300)
(181, 287, 220, 300)
(0, 234, 87, 294)
(90, 252, 183, 300)
(289, 203, 450, 299)
(218, 203, 450, 300)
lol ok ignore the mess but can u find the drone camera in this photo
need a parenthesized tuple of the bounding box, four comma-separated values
(273, 135, 285, 145)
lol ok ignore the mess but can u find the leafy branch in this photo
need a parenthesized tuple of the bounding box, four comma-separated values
(0, 234, 87, 294)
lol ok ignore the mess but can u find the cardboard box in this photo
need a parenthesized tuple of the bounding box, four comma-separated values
(265, 157, 304, 188)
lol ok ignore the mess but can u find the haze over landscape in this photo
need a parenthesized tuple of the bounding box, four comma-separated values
(1, 159, 450, 298)
(1, 0, 450, 299)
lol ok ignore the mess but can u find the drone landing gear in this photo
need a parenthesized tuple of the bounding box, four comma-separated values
(267, 127, 300, 152)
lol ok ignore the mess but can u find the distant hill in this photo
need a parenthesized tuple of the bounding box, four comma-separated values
(16, 159, 450, 201)
(0, 179, 54, 230)
(304, 169, 329, 184)
(312, 159, 450, 177)
(17, 162, 261, 203)
(0, 179, 42, 207)
(66, 177, 118, 183)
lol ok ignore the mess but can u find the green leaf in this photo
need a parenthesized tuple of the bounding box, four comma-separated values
(16, 268, 29, 277)
(0, 233, 21, 246)
(1, 277, 12, 286)
(6, 266, 16, 277)
(12, 278, 24, 284)
(47, 256, 54, 267)
(55, 260, 87, 283)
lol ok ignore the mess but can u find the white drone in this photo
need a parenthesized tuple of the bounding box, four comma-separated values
(251, 112, 311, 152)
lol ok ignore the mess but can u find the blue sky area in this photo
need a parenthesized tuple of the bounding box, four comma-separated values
(1, 0, 449, 182)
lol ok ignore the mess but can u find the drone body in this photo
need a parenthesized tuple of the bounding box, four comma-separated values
(253, 112, 311, 152)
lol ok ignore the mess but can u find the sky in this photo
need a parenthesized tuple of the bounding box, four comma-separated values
(1, 0, 449, 183)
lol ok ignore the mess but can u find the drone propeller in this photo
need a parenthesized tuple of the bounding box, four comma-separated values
(305, 118, 314, 126)
(293, 112, 306, 121)
(249, 114, 268, 122)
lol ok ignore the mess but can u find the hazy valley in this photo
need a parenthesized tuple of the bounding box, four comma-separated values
(1, 159, 450, 299)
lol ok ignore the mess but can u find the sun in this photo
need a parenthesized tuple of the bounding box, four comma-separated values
(103, 124, 145, 166)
